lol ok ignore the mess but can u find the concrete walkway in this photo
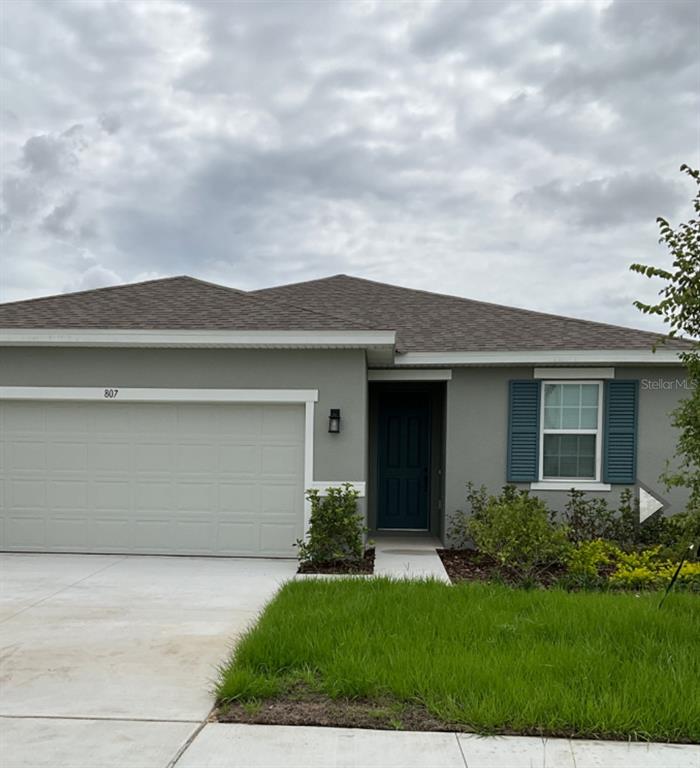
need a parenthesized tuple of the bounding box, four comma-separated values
(175, 723, 700, 768)
(372, 534, 450, 582)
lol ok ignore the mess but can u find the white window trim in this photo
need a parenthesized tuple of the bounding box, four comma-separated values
(536, 380, 610, 491)
(0, 387, 366, 538)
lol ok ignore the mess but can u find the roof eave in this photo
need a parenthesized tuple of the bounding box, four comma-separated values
(391, 349, 686, 366)
(0, 327, 396, 352)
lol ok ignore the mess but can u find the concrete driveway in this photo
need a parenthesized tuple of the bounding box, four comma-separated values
(0, 553, 296, 767)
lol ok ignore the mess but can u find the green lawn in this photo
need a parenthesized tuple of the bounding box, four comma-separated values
(216, 578, 700, 742)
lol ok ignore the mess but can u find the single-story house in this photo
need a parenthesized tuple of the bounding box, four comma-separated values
(0, 274, 692, 557)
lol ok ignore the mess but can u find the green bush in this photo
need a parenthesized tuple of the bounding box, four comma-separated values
(295, 483, 366, 565)
(564, 541, 700, 591)
(565, 539, 619, 588)
(608, 547, 700, 591)
(467, 486, 570, 581)
(447, 482, 488, 548)
(564, 490, 615, 543)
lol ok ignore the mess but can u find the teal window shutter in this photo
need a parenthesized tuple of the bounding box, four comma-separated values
(507, 380, 541, 482)
(603, 380, 639, 484)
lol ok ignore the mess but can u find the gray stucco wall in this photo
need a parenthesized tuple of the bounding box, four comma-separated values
(0, 347, 368, 485)
(444, 365, 691, 540)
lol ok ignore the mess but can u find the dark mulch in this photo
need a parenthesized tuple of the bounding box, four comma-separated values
(437, 548, 566, 587)
(297, 548, 375, 575)
(216, 690, 451, 732)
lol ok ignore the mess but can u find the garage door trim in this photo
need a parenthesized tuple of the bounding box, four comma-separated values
(1, 386, 318, 538)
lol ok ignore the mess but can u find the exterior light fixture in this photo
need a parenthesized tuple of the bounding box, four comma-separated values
(328, 408, 341, 434)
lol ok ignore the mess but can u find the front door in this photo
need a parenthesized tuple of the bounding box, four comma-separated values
(377, 393, 431, 530)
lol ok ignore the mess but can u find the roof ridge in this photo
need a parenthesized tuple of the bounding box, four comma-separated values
(0, 275, 205, 308)
(259, 273, 671, 341)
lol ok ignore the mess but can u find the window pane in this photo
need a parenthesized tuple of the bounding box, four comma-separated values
(581, 385, 599, 406)
(543, 434, 596, 479)
(562, 384, 581, 406)
(544, 384, 561, 406)
(544, 407, 561, 429)
(562, 407, 580, 429)
(580, 406, 598, 429)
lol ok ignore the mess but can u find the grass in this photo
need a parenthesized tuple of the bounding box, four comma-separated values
(216, 578, 700, 742)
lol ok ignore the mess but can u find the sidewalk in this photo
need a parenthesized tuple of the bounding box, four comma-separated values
(174, 723, 700, 768)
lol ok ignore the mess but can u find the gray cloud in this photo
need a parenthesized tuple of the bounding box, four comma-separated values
(514, 173, 687, 229)
(0, 0, 698, 334)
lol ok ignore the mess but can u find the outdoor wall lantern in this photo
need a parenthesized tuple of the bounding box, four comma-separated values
(328, 408, 341, 434)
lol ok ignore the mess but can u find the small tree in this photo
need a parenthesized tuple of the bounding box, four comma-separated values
(630, 164, 700, 514)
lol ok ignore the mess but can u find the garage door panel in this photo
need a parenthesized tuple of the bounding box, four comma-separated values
(9, 479, 46, 508)
(134, 443, 173, 472)
(260, 522, 299, 554)
(4, 404, 45, 431)
(46, 404, 92, 432)
(92, 442, 131, 472)
(134, 481, 173, 510)
(176, 444, 217, 473)
(219, 444, 260, 474)
(216, 520, 258, 554)
(48, 442, 89, 471)
(50, 480, 89, 509)
(6, 514, 45, 548)
(261, 445, 302, 476)
(92, 480, 131, 510)
(217, 406, 263, 435)
(173, 520, 215, 551)
(262, 405, 303, 436)
(219, 483, 260, 512)
(8, 442, 46, 471)
(92, 517, 132, 549)
(261, 483, 301, 515)
(130, 405, 177, 433)
(1, 401, 305, 556)
(93, 405, 134, 432)
(48, 517, 89, 550)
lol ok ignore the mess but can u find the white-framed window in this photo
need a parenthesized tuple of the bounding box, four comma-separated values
(539, 381, 603, 483)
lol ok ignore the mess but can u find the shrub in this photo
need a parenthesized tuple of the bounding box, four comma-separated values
(608, 547, 700, 591)
(566, 539, 619, 584)
(447, 482, 488, 548)
(564, 490, 615, 543)
(295, 483, 365, 565)
(467, 486, 571, 580)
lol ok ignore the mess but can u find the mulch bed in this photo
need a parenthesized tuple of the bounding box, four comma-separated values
(438, 548, 566, 587)
(216, 690, 450, 732)
(297, 548, 375, 575)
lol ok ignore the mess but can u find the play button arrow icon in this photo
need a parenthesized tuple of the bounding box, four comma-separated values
(639, 486, 665, 523)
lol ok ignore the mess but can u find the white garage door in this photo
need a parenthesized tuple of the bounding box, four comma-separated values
(0, 401, 305, 556)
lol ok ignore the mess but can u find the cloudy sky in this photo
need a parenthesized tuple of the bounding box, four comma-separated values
(1, 0, 698, 331)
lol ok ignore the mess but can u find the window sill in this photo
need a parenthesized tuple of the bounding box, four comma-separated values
(530, 481, 612, 492)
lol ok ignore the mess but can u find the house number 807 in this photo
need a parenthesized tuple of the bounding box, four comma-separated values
(103, 388, 119, 399)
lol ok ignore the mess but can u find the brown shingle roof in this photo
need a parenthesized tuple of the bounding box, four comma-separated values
(0, 273, 688, 353)
(0, 276, 375, 331)
(253, 274, 690, 352)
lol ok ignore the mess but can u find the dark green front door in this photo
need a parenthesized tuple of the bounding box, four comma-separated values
(377, 393, 431, 530)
